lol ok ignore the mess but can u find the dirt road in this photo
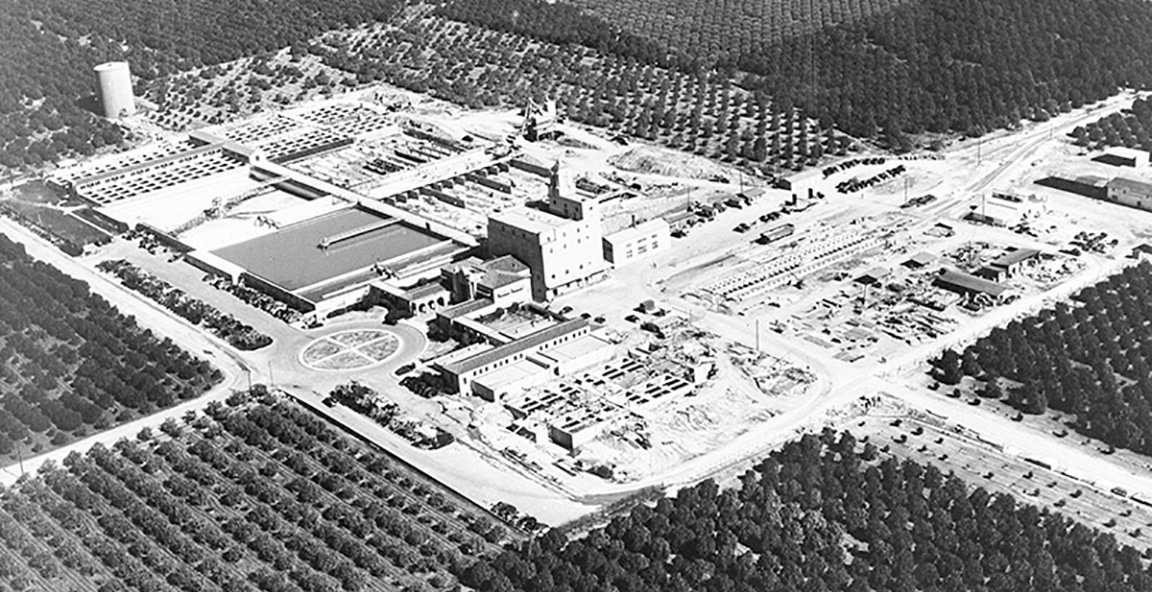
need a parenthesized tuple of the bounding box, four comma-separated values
(0, 217, 253, 485)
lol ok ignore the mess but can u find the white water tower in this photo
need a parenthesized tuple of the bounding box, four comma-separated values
(94, 62, 136, 119)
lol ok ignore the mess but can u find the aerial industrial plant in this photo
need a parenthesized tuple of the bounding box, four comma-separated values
(7, 2, 1152, 591)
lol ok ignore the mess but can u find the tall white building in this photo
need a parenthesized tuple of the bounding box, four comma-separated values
(487, 163, 608, 300)
(94, 62, 136, 119)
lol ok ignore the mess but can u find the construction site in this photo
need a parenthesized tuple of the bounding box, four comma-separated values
(454, 313, 817, 485)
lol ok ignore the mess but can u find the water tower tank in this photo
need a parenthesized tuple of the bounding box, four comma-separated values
(93, 62, 136, 119)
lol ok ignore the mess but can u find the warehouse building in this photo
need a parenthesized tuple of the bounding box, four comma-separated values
(934, 269, 1008, 299)
(1107, 177, 1152, 211)
(966, 196, 1025, 227)
(1101, 147, 1150, 168)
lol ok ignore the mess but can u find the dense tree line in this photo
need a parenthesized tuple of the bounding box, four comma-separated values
(1071, 97, 1152, 152)
(0, 234, 219, 462)
(933, 261, 1152, 455)
(566, 0, 913, 61)
(466, 429, 1152, 592)
(0, 0, 404, 169)
(0, 392, 510, 592)
(315, 18, 847, 175)
(439, 0, 1152, 139)
(433, 0, 680, 70)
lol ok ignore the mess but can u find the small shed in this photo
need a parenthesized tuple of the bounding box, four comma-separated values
(1103, 147, 1150, 168)
(855, 267, 891, 285)
(903, 251, 936, 269)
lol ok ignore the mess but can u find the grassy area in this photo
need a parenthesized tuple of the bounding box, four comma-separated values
(1, 201, 110, 246)
(11, 180, 64, 205)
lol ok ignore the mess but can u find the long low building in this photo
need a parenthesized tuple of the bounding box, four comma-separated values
(434, 318, 615, 400)
(934, 269, 1008, 298)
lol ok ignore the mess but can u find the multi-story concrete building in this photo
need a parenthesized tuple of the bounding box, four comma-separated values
(487, 163, 608, 300)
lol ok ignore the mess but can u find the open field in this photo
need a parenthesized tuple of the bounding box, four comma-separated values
(0, 202, 110, 250)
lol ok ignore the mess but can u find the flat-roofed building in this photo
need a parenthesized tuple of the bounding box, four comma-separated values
(433, 318, 615, 400)
(1103, 147, 1150, 168)
(373, 280, 451, 316)
(441, 255, 532, 306)
(549, 407, 613, 450)
(532, 330, 616, 375)
(663, 207, 697, 232)
(471, 358, 554, 402)
(603, 219, 670, 265)
(988, 247, 1041, 278)
(966, 196, 1024, 227)
(1107, 177, 1152, 211)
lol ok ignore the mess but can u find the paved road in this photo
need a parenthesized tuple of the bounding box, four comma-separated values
(0, 218, 253, 485)
(4, 93, 1148, 521)
(555, 92, 1152, 502)
(0, 216, 434, 486)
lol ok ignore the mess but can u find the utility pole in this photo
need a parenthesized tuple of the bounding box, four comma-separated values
(755, 318, 760, 353)
(16, 440, 24, 480)
(903, 177, 909, 206)
(267, 361, 274, 389)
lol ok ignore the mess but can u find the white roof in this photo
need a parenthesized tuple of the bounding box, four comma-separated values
(1106, 146, 1148, 159)
(186, 250, 246, 278)
(604, 218, 670, 244)
(490, 206, 573, 234)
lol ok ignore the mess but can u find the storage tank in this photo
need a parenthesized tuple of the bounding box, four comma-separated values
(93, 62, 136, 119)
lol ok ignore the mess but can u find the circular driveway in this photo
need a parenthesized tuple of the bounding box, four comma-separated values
(300, 328, 403, 370)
